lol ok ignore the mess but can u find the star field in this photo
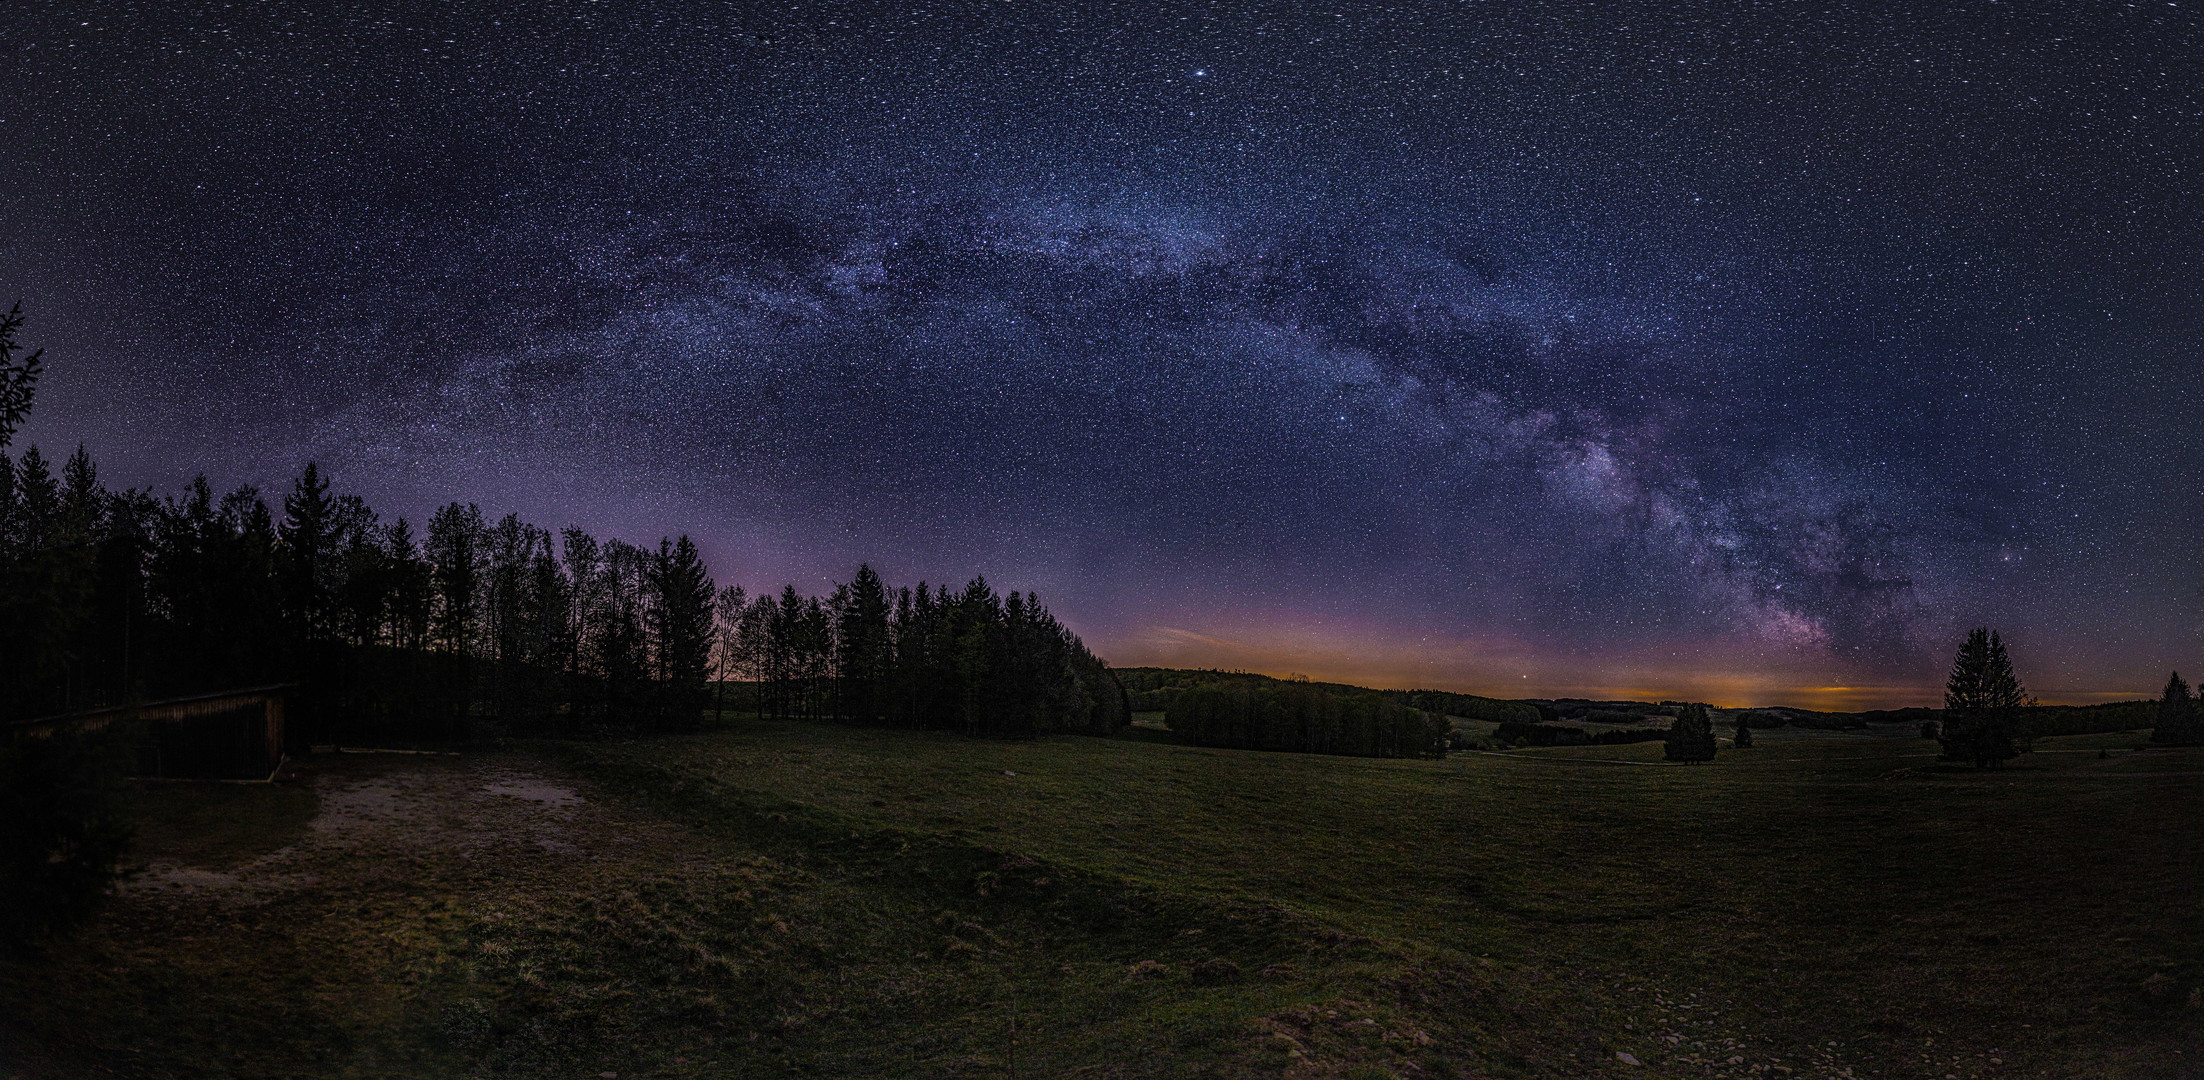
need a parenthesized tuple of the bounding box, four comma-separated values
(3, 1, 2199, 706)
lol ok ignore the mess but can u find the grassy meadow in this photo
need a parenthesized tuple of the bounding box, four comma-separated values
(2, 719, 2198, 1079)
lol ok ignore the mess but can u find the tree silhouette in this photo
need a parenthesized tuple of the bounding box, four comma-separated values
(1665, 703, 1718, 762)
(0, 303, 41, 449)
(1732, 710, 1755, 749)
(833, 564, 892, 724)
(649, 536, 716, 729)
(1941, 628, 2028, 767)
(279, 463, 337, 642)
(2153, 671, 2198, 746)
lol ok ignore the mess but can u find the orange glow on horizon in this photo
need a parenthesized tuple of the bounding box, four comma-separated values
(1104, 622, 2146, 711)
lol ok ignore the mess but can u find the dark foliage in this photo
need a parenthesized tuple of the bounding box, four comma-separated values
(1540, 699, 1679, 723)
(1940, 628, 2029, 767)
(1114, 668, 1536, 725)
(1395, 689, 1540, 723)
(0, 439, 1120, 744)
(1732, 711, 1755, 749)
(724, 568, 1127, 738)
(1664, 703, 1718, 762)
(1491, 722, 1671, 748)
(1164, 679, 1449, 759)
(0, 720, 134, 944)
(2152, 671, 2199, 746)
(0, 303, 40, 449)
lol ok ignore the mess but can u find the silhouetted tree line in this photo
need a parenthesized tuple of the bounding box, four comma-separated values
(5, 329, 1124, 745)
(0, 303, 133, 942)
(1399, 689, 1540, 723)
(1492, 721, 1671, 748)
(1115, 667, 1534, 725)
(1165, 679, 1450, 759)
(717, 567, 1127, 737)
(0, 448, 729, 739)
(0, 444, 1126, 742)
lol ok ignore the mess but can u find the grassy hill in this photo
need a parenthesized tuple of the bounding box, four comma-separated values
(3, 722, 2198, 1078)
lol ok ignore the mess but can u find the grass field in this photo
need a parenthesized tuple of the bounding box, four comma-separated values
(3, 720, 2198, 1079)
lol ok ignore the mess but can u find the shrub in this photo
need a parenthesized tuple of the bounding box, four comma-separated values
(0, 720, 136, 943)
(1664, 704, 1717, 763)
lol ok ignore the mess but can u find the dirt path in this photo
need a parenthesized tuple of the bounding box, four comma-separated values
(4, 749, 743, 1080)
(119, 750, 694, 906)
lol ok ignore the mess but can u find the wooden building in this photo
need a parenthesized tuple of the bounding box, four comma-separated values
(6, 686, 290, 781)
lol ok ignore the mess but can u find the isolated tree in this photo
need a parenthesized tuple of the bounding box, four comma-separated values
(1665, 703, 1718, 762)
(1732, 710, 1755, 749)
(1941, 627, 2028, 767)
(2153, 671, 2199, 746)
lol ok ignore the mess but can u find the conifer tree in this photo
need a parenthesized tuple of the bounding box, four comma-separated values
(2154, 671, 2198, 746)
(1665, 703, 1718, 762)
(648, 535, 716, 728)
(278, 462, 338, 640)
(1941, 627, 2027, 767)
(1732, 710, 1754, 749)
(0, 303, 41, 449)
(0, 320, 133, 943)
(833, 564, 892, 722)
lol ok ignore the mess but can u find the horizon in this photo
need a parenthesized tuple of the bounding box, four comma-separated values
(5, 3, 2198, 707)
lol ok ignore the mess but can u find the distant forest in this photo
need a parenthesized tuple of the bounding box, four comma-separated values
(1, 315, 1123, 749)
(1120, 665, 2162, 757)
(1116, 667, 1537, 723)
(1117, 668, 1483, 759)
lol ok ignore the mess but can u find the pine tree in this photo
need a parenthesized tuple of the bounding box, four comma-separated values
(1941, 627, 2028, 767)
(278, 463, 338, 641)
(648, 536, 715, 729)
(1665, 703, 1718, 762)
(2154, 671, 2198, 746)
(0, 303, 41, 450)
(833, 564, 892, 723)
(1732, 711, 1755, 749)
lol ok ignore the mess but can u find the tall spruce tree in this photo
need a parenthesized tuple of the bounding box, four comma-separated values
(278, 462, 338, 641)
(833, 564, 892, 723)
(2153, 671, 2198, 746)
(1665, 703, 1718, 762)
(1941, 627, 2027, 767)
(648, 535, 715, 729)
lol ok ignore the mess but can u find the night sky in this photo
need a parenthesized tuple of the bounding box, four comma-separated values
(4, 2, 2199, 708)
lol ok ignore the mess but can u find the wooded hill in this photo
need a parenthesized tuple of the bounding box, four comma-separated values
(1115, 667, 1536, 722)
